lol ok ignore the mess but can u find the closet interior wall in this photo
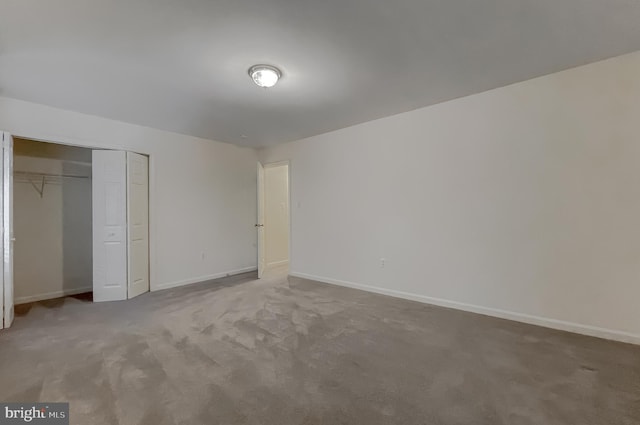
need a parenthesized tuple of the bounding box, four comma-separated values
(14, 138, 93, 304)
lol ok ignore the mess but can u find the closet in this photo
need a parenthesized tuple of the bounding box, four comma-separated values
(0, 133, 150, 327)
(14, 138, 93, 303)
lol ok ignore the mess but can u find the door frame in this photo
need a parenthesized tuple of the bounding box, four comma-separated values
(260, 160, 292, 274)
(2, 132, 157, 298)
(1, 132, 13, 329)
(257, 162, 265, 278)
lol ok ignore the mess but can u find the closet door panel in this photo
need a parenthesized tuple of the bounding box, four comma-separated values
(126, 152, 149, 299)
(92, 150, 127, 302)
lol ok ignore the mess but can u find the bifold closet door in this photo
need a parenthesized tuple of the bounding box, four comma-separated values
(126, 152, 149, 299)
(92, 150, 128, 302)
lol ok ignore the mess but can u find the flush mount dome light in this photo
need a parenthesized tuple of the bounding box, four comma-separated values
(248, 64, 281, 88)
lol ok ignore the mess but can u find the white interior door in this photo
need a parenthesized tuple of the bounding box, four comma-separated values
(257, 162, 265, 278)
(2, 132, 14, 328)
(127, 152, 149, 298)
(92, 150, 128, 302)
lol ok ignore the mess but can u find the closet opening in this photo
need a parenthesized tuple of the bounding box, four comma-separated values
(14, 138, 94, 306)
(1, 132, 151, 328)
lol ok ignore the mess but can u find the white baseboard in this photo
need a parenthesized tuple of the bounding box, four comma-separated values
(267, 260, 289, 267)
(15, 286, 93, 305)
(289, 271, 640, 346)
(155, 266, 257, 291)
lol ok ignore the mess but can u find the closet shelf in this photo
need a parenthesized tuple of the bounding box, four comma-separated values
(14, 171, 91, 198)
(15, 171, 91, 179)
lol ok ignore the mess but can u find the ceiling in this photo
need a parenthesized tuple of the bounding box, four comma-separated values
(1, 0, 640, 148)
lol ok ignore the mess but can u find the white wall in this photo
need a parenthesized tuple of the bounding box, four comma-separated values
(14, 141, 93, 303)
(264, 164, 289, 266)
(0, 96, 258, 291)
(62, 164, 93, 297)
(260, 51, 640, 344)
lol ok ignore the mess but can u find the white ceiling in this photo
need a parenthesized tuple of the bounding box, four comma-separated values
(1, 0, 640, 148)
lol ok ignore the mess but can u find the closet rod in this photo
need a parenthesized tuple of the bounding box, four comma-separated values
(14, 171, 90, 179)
(14, 171, 91, 198)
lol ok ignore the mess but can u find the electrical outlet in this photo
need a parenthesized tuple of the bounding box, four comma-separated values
(201, 252, 206, 260)
(380, 258, 386, 268)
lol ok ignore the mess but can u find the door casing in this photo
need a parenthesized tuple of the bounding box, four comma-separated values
(257, 162, 265, 278)
(1, 132, 14, 328)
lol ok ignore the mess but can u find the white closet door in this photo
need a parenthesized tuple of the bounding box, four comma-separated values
(127, 152, 149, 299)
(2, 132, 14, 328)
(92, 150, 128, 302)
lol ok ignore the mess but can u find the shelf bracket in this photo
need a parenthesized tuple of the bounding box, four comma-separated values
(28, 175, 45, 198)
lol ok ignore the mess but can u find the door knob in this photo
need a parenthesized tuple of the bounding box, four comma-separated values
(255, 224, 264, 227)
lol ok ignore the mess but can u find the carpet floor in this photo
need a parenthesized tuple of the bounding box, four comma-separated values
(0, 266, 639, 425)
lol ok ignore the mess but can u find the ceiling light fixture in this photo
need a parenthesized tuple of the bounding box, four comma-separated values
(248, 64, 281, 88)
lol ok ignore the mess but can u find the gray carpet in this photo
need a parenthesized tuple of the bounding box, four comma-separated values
(0, 266, 639, 425)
